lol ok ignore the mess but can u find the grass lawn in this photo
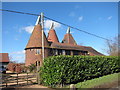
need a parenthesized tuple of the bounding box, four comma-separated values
(75, 72, 119, 88)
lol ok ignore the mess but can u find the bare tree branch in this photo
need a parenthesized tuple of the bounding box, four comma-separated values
(104, 35, 119, 56)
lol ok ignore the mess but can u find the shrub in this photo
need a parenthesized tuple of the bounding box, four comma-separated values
(40, 55, 119, 87)
(28, 64, 37, 73)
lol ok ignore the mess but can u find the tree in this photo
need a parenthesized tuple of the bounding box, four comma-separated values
(9, 55, 17, 63)
(105, 35, 119, 56)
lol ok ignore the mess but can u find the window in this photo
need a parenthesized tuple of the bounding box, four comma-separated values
(30, 49, 34, 51)
(49, 49, 53, 56)
(36, 49, 41, 54)
(54, 49, 65, 55)
(73, 51, 79, 55)
(58, 49, 62, 55)
(36, 61, 40, 66)
(79, 51, 88, 55)
(65, 50, 71, 55)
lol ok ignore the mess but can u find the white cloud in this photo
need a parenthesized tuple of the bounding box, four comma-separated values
(22, 25, 34, 34)
(21, 20, 61, 34)
(11, 50, 25, 55)
(69, 12, 75, 17)
(14, 56, 25, 60)
(78, 16, 83, 21)
(44, 20, 61, 29)
(107, 16, 112, 20)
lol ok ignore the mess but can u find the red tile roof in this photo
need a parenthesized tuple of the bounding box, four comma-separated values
(25, 22, 104, 56)
(25, 24, 49, 49)
(0, 53, 9, 62)
(51, 42, 104, 56)
(47, 29, 59, 43)
(51, 42, 85, 50)
(84, 47, 104, 56)
(62, 33, 77, 45)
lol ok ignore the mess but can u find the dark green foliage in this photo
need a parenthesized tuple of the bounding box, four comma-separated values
(40, 55, 119, 87)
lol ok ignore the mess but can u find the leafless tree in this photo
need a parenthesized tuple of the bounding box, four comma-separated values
(9, 55, 17, 63)
(105, 35, 119, 56)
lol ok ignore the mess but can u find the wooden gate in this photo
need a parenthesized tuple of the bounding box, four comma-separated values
(0, 73, 37, 88)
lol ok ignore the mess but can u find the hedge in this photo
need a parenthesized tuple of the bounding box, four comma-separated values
(40, 55, 119, 87)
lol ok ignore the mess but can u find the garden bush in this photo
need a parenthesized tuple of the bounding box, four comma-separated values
(28, 64, 37, 72)
(40, 55, 119, 87)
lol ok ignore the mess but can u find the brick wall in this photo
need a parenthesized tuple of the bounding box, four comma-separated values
(25, 48, 49, 66)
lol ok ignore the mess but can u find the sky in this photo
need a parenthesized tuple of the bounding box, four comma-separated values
(2, 2, 118, 63)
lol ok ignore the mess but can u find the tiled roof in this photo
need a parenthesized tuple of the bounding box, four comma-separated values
(62, 33, 77, 45)
(25, 20, 104, 56)
(0, 53, 9, 62)
(25, 24, 49, 49)
(51, 42, 104, 56)
(85, 47, 104, 56)
(47, 29, 59, 43)
(51, 42, 86, 51)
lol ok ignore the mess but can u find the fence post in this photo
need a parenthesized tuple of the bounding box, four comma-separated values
(17, 73, 18, 85)
(5, 74, 7, 87)
(36, 61, 40, 84)
(27, 72, 28, 85)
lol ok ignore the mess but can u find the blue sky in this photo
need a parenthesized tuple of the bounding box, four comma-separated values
(2, 2, 118, 63)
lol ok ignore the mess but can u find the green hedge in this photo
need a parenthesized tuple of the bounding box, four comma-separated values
(40, 55, 119, 87)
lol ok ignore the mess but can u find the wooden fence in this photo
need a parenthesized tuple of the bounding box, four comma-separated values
(0, 73, 36, 87)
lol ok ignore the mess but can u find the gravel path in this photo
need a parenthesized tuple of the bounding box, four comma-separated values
(17, 84, 48, 88)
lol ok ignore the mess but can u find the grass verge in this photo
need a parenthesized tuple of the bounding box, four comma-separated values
(75, 72, 119, 88)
